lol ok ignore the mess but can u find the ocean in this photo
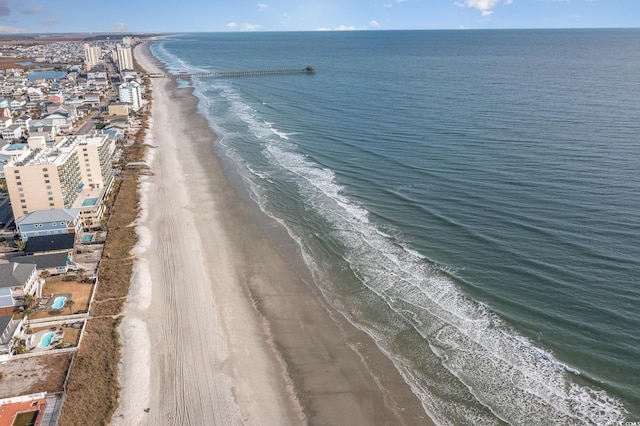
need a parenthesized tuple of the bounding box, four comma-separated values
(150, 29, 640, 424)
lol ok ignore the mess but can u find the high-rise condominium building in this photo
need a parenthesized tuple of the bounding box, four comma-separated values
(3, 134, 116, 227)
(83, 43, 102, 71)
(116, 44, 134, 71)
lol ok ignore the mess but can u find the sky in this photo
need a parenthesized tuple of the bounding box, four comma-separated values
(0, 0, 637, 33)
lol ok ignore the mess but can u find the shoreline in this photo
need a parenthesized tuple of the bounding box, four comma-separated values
(115, 39, 433, 425)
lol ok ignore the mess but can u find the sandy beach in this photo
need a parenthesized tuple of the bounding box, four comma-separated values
(112, 41, 432, 425)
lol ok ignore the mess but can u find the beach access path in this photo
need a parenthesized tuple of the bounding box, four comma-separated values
(112, 41, 432, 426)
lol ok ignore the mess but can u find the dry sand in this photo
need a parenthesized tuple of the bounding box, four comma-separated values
(113, 41, 433, 426)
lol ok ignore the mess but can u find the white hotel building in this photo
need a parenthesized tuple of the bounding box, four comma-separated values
(118, 81, 142, 111)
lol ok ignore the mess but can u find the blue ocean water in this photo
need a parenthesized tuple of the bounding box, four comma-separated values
(151, 29, 640, 424)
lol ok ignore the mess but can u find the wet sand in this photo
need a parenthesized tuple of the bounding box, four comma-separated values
(113, 40, 433, 426)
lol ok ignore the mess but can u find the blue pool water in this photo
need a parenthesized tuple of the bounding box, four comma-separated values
(52, 296, 66, 310)
(81, 198, 98, 207)
(38, 332, 54, 348)
(81, 235, 93, 243)
(5, 143, 27, 151)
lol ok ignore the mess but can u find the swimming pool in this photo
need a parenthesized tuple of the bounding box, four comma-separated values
(38, 332, 54, 348)
(82, 198, 98, 207)
(81, 234, 93, 243)
(52, 296, 66, 310)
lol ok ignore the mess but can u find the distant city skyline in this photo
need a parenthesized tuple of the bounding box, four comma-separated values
(0, 0, 637, 33)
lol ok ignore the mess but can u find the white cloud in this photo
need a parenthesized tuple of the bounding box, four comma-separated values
(240, 23, 261, 31)
(17, 4, 44, 15)
(454, 0, 513, 16)
(0, 25, 25, 33)
(110, 22, 127, 32)
(226, 22, 260, 31)
(41, 17, 58, 26)
(314, 25, 357, 31)
(370, 20, 381, 28)
(257, 3, 268, 11)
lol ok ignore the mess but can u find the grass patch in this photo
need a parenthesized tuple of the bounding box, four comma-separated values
(57, 317, 123, 426)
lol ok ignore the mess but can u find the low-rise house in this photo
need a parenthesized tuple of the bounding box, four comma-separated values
(41, 112, 72, 134)
(24, 234, 76, 256)
(0, 314, 16, 353)
(1, 124, 23, 140)
(0, 263, 41, 310)
(0, 116, 12, 129)
(14, 115, 31, 132)
(9, 100, 25, 111)
(26, 87, 44, 102)
(28, 121, 58, 140)
(11, 252, 73, 276)
(16, 209, 82, 242)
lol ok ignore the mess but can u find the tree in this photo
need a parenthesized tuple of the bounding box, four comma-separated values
(15, 239, 26, 251)
(65, 299, 75, 315)
(40, 270, 51, 280)
(12, 337, 26, 355)
(76, 268, 86, 282)
(22, 294, 36, 310)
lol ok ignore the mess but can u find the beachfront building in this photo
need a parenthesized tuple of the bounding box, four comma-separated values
(15, 208, 82, 242)
(3, 134, 115, 228)
(73, 134, 116, 228)
(0, 262, 42, 309)
(116, 44, 134, 71)
(4, 137, 81, 220)
(118, 81, 142, 111)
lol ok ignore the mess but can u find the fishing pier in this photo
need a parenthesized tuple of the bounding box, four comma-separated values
(147, 66, 315, 80)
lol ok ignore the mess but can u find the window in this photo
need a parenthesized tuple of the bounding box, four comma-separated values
(48, 197, 54, 201)
(21, 204, 26, 209)
(52, 222, 57, 226)
(44, 174, 49, 178)
(46, 185, 51, 189)
(47, 191, 52, 195)
(16, 182, 21, 186)
(45, 180, 50, 183)
(13, 170, 19, 174)
(43, 167, 48, 172)
(18, 188, 23, 192)
(49, 203, 55, 207)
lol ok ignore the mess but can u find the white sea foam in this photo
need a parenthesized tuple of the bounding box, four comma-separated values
(256, 136, 628, 424)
